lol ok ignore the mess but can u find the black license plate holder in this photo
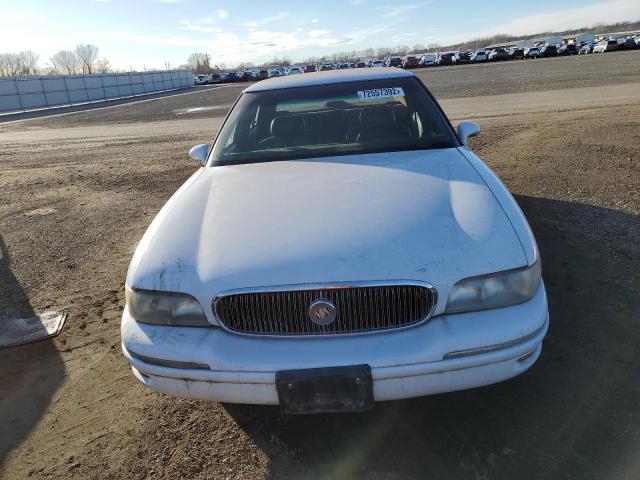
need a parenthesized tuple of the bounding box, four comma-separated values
(276, 364, 373, 414)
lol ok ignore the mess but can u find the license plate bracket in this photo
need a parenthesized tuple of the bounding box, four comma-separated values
(276, 364, 373, 414)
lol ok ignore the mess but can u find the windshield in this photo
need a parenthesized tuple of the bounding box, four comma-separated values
(209, 77, 457, 166)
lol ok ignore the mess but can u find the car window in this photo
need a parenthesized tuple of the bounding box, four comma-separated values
(209, 77, 457, 166)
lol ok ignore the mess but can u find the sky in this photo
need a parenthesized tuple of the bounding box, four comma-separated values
(1, 0, 639, 70)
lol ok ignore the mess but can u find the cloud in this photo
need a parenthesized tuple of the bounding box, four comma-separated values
(2, 10, 39, 20)
(84, 31, 217, 48)
(310, 18, 320, 23)
(83, 26, 347, 65)
(493, 0, 640, 35)
(350, 0, 365, 5)
(475, 0, 640, 37)
(391, 32, 432, 43)
(179, 9, 228, 33)
(377, 2, 429, 18)
(241, 12, 289, 29)
(179, 20, 221, 33)
(342, 26, 389, 45)
(308, 29, 332, 37)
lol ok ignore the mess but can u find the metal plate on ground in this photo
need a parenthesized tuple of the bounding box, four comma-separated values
(0, 311, 66, 348)
(276, 364, 373, 414)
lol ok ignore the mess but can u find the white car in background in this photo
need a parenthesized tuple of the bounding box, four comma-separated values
(370, 59, 384, 67)
(420, 53, 437, 66)
(471, 50, 488, 62)
(524, 47, 541, 59)
(593, 39, 619, 53)
(288, 66, 303, 75)
(122, 68, 549, 414)
(194, 75, 208, 85)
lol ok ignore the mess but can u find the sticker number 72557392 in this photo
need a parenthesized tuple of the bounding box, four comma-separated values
(357, 87, 405, 100)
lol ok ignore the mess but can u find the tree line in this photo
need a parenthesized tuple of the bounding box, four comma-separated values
(0, 44, 110, 77)
(184, 44, 440, 73)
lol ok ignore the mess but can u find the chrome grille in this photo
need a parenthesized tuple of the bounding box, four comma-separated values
(213, 282, 436, 336)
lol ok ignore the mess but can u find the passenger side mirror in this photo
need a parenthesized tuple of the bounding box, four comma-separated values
(188, 144, 209, 166)
(456, 122, 480, 146)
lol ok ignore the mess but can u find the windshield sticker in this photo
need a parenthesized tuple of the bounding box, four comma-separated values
(357, 87, 405, 100)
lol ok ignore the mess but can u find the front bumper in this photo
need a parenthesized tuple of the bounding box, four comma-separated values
(121, 285, 548, 404)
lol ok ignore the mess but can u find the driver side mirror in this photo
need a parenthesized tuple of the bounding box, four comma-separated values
(189, 144, 209, 166)
(456, 122, 480, 146)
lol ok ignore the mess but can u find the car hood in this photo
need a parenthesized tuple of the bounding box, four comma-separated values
(127, 149, 527, 315)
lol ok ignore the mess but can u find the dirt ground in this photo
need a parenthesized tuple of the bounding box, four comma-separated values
(1, 51, 640, 479)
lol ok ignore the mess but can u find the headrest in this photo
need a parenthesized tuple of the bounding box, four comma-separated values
(270, 115, 305, 138)
(391, 104, 410, 122)
(360, 107, 395, 127)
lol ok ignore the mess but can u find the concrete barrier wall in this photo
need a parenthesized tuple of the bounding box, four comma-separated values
(0, 70, 194, 114)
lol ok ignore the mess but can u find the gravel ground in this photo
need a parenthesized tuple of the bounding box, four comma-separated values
(1, 51, 639, 480)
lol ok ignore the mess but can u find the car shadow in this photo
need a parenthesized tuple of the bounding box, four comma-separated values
(0, 234, 65, 469)
(224, 195, 640, 480)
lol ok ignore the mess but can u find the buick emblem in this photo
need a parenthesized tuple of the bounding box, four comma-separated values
(308, 299, 337, 326)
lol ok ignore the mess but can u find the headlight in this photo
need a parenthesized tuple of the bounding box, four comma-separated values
(126, 287, 210, 327)
(445, 260, 541, 314)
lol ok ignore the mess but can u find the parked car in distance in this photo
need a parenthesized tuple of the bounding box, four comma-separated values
(223, 72, 241, 83)
(558, 44, 578, 55)
(507, 48, 525, 60)
(453, 51, 471, 63)
(539, 45, 558, 57)
(338, 63, 350, 69)
(304, 65, 317, 73)
(370, 59, 384, 67)
(356, 61, 367, 68)
(488, 48, 509, 61)
(620, 37, 637, 49)
(386, 56, 403, 67)
(524, 47, 540, 58)
(471, 50, 488, 62)
(436, 52, 455, 65)
(320, 64, 334, 71)
(194, 74, 208, 85)
(258, 69, 269, 79)
(578, 42, 597, 54)
(402, 55, 421, 68)
(122, 68, 548, 414)
(593, 39, 619, 53)
(420, 53, 437, 66)
(288, 66, 303, 75)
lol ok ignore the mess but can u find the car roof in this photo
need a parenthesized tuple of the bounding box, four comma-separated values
(244, 67, 414, 92)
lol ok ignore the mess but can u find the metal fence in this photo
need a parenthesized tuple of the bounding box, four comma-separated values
(0, 70, 194, 114)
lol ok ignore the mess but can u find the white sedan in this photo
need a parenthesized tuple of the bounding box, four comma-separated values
(121, 68, 548, 414)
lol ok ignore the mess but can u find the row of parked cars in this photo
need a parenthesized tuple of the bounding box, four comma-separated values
(193, 36, 639, 85)
(403, 36, 638, 67)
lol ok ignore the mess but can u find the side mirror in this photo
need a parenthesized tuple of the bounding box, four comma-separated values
(188, 144, 209, 165)
(457, 121, 480, 146)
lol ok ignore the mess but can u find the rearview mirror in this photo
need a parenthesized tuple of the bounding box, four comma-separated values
(457, 122, 480, 146)
(189, 144, 209, 165)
